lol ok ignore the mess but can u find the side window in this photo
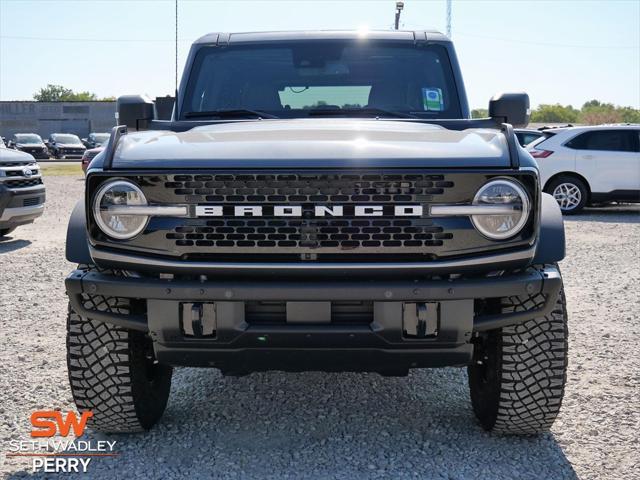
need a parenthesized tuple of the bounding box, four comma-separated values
(523, 133, 541, 145)
(631, 130, 640, 153)
(566, 130, 637, 152)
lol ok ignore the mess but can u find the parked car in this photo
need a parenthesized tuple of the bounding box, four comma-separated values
(64, 29, 568, 436)
(8, 133, 49, 159)
(46, 133, 86, 159)
(82, 132, 110, 149)
(81, 146, 104, 173)
(514, 128, 544, 147)
(528, 124, 640, 213)
(0, 141, 46, 237)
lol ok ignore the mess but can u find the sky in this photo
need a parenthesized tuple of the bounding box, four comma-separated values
(0, 0, 639, 109)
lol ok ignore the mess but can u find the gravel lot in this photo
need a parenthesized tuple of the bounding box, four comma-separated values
(1, 175, 638, 480)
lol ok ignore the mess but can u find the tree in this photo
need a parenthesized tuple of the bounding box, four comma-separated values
(33, 84, 99, 101)
(530, 104, 579, 124)
(471, 100, 640, 125)
(471, 108, 488, 119)
(577, 99, 640, 125)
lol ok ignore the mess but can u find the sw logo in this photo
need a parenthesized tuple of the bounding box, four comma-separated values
(30, 410, 93, 437)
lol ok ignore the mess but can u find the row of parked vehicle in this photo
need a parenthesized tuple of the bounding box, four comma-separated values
(1, 132, 110, 160)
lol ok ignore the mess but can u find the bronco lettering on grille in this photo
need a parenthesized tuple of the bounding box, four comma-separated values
(195, 205, 424, 217)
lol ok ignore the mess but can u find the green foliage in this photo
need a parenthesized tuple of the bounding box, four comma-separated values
(530, 104, 579, 123)
(473, 100, 639, 125)
(471, 108, 488, 119)
(578, 99, 640, 125)
(32, 84, 109, 102)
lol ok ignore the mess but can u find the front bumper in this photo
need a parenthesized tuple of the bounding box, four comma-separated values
(17, 149, 49, 159)
(65, 265, 562, 373)
(0, 186, 46, 227)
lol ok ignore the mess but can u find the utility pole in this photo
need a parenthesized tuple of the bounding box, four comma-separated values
(175, 0, 179, 93)
(446, 0, 452, 38)
(394, 2, 404, 30)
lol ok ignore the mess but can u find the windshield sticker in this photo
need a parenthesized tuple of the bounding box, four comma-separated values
(422, 88, 444, 111)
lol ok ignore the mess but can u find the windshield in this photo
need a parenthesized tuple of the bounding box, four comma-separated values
(182, 42, 461, 119)
(93, 134, 110, 143)
(53, 134, 82, 144)
(16, 134, 43, 144)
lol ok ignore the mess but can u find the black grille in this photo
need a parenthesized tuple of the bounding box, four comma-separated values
(0, 160, 31, 167)
(164, 173, 454, 203)
(166, 218, 452, 250)
(89, 170, 538, 262)
(23, 197, 41, 207)
(5, 168, 38, 177)
(5, 178, 43, 188)
(162, 173, 454, 253)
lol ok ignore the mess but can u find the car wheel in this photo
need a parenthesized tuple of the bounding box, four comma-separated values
(67, 265, 173, 433)
(0, 227, 16, 237)
(468, 267, 568, 435)
(545, 175, 588, 214)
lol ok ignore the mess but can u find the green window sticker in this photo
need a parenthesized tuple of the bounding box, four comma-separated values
(422, 88, 444, 111)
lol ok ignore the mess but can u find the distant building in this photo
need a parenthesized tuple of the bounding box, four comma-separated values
(0, 97, 175, 138)
(0, 101, 117, 138)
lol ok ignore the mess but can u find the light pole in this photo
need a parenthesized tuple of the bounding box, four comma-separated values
(395, 2, 404, 30)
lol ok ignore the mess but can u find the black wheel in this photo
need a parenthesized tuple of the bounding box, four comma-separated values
(66, 266, 172, 433)
(545, 175, 588, 214)
(468, 267, 568, 435)
(0, 227, 16, 237)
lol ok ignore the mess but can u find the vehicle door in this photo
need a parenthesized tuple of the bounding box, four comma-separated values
(565, 129, 640, 193)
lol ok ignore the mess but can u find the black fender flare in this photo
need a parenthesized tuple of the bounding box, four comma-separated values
(533, 192, 565, 264)
(66, 200, 92, 264)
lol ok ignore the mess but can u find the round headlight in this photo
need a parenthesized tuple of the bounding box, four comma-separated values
(471, 179, 530, 240)
(93, 180, 148, 239)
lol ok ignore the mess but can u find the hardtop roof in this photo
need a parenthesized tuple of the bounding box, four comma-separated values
(193, 29, 450, 45)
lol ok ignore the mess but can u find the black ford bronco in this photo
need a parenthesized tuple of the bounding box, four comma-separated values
(65, 30, 568, 435)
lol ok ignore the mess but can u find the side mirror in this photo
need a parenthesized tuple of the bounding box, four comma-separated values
(489, 92, 530, 128)
(117, 95, 156, 131)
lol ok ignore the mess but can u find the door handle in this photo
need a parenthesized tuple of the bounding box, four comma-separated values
(581, 155, 594, 159)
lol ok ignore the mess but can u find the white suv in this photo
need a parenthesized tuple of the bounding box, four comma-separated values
(528, 125, 640, 213)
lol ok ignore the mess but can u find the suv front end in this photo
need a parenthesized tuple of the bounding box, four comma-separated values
(63, 30, 568, 436)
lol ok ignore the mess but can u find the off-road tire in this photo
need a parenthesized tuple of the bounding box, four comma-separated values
(468, 266, 568, 435)
(66, 266, 172, 433)
(0, 227, 16, 237)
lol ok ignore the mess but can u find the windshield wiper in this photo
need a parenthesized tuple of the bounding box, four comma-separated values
(184, 109, 279, 119)
(307, 108, 417, 119)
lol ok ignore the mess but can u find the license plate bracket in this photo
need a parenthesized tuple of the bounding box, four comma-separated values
(286, 301, 331, 324)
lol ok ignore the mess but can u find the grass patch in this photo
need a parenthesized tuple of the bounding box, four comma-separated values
(40, 163, 83, 176)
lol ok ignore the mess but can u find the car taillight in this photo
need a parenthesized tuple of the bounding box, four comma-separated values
(530, 149, 553, 158)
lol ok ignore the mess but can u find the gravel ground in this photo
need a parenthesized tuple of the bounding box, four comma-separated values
(1, 175, 638, 480)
